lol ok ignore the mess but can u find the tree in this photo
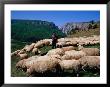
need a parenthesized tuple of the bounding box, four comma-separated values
(92, 23, 98, 29)
(88, 24, 92, 29)
(90, 20, 94, 24)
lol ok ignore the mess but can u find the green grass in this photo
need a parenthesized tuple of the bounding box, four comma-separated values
(11, 39, 28, 52)
(11, 56, 28, 77)
(84, 43, 100, 49)
(39, 45, 52, 55)
(67, 28, 100, 38)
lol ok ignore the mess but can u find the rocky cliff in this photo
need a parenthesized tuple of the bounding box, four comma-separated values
(60, 21, 99, 34)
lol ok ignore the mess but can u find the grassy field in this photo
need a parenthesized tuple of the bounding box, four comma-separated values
(11, 27, 100, 77)
(11, 40, 100, 77)
(67, 28, 100, 38)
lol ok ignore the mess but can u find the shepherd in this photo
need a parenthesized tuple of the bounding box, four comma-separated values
(51, 33, 58, 49)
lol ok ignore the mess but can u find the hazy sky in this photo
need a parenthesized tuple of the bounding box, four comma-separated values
(11, 11, 100, 27)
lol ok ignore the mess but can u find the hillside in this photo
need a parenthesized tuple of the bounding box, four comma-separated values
(67, 28, 100, 38)
(11, 20, 100, 77)
(11, 19, 66, 42)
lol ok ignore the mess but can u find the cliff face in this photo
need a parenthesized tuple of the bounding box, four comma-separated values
(11, 19, 58, 29)
(60, 21, 100, 34)
(60, 22, 90, 34)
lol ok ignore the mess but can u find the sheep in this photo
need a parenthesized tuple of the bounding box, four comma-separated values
(11, 50, 20, 57)
(32, 48, 40, 55)
(43, 39, 52, 45)
(65, 42, 73, 46)
(16, 59, 26, 70)
(22, 44, 34, 52)
(77, 44, 84, 51)
(26, 56, 60, 76)
(26, 45, 34, 52)
(61, 50, 86, 60)
(49, 54, 62, 63)
(18, 50, 25, 55)
(42, 39, 50, 46)
(67, 41, 78, 46)
(56, 41, 66, 48)
(23, 45, 30, 51)
(30, 43, 36, 47)
(79, 56, 100, 71)
(16, 55, 39, 71)
(59, 59, 81, 76)
(61, 46, 76, 52)
(18, 53, 28, 60)
(34, 41, 44, 48)
(78, 44, 100, 56)
(46, 48, 65, 56)
(49, 54, 61, 59)
(82, 48, 100, 56)
(21, 56, 40, 70)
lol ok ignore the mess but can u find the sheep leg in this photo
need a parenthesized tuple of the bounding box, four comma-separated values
(76, 73, 79, 77)
(82, 66, 86, 72)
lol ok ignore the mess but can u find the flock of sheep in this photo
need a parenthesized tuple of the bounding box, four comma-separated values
(11, 35, 100, 77)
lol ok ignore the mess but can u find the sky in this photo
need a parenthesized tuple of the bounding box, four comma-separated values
(11, 11, 100, 27)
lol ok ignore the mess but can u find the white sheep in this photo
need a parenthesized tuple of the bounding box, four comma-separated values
(32, 48, 40, 55)
(42, 39, 50, 46)
(18, 53, 28, 60)
(78, 44, 100, 56)
(23, 45, 30, 51)
(77, 44, 84, 51)
(61, 46, 75, 52)
(79, 56, 100, 71)
(16, 59, 26, 69)
(57, 41, 67, 47)
(30, 43, 36, 47)
(61, 50, 86, 60)
(26, 45, 34, 52)
(26, 56, 60, 76)
(59, 59, 81, 76)
(65, 42, 73, 46)
(46, 48, 65, 56)
(18, 50, 25, 55)
(82, 48, 100, 56)
(22, 56, 39, 70)
(34, 41, 44, 48)
(16, 55, 39, 71)
(11, 50, 20, 57)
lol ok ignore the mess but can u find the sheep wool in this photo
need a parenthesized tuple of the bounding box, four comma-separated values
(18, 50, 25, 55)
(56, 41, 66, 48)
(34, 41, 44, 48)
(62, 46, 75, 52)
(16, 59, 26, 69)
(32, 48, 38, 55)
(42, 39, 50, 46)
(81, 48, 100, 56)
(11, 50, 20, 57)
(19, 53, 28, 60)
(16, 55, 40, 71)
(79, 56, 100, 69)
(59, 59, 80, 72)
(22, 57, 38, 69)
(26, 56, 59, 75)
(61, 50, 86, 60)
(46, 48, 65, 56)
